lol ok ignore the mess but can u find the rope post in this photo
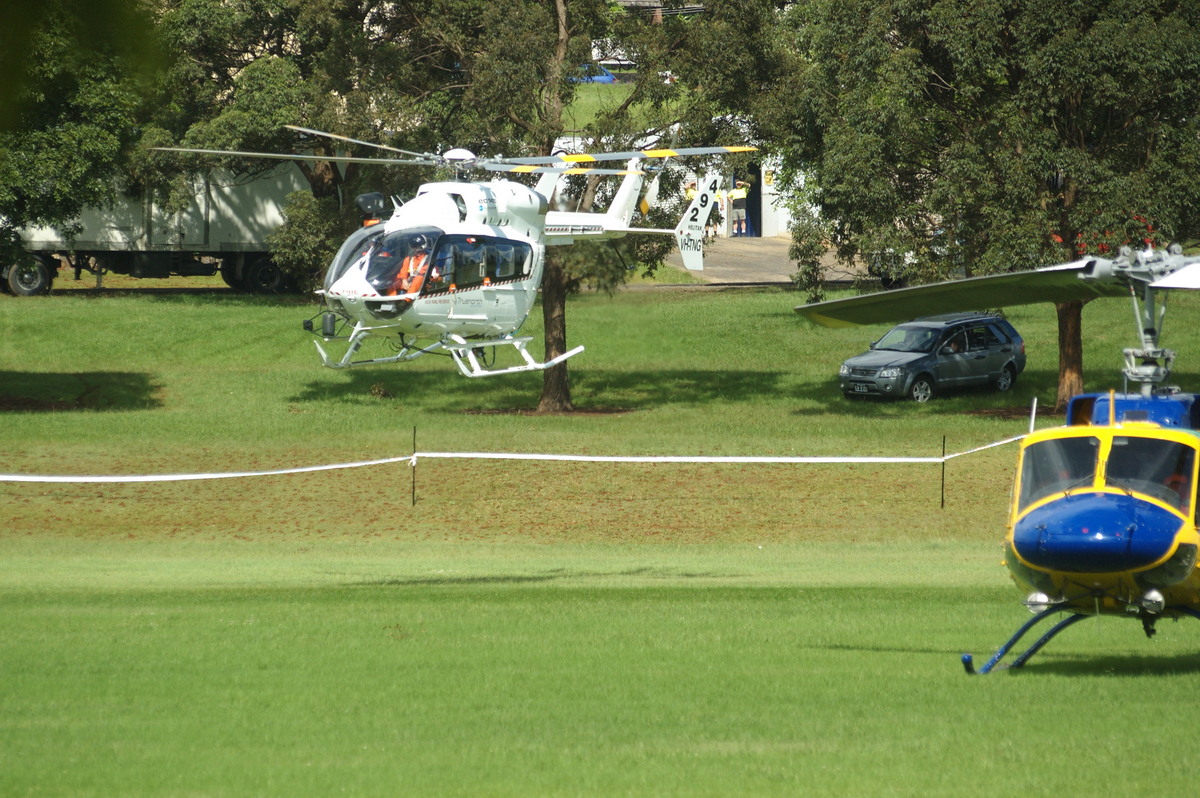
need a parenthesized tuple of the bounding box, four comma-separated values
(940, 435, 946, 509)
(411, 426, 417, 507)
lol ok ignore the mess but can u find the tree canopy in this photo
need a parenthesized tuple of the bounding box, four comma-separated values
(763, 0, 1200, 404)
(0, 0, 151, 254)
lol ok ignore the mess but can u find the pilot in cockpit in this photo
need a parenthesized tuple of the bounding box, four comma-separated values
(390, 234, 431, 296)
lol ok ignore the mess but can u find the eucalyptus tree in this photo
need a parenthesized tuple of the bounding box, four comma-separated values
(764, 0, 1200, 405)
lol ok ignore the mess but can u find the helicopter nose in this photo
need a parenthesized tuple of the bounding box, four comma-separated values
(1012, 492, 1183, 573)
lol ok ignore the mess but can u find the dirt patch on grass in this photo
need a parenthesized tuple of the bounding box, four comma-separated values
(964, 405, 1063, 420)
(461, 407, 636, 416)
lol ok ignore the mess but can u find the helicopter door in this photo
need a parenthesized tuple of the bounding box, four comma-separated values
(443, 239, 488, 320)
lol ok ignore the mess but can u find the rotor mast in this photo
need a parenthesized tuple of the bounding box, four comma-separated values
(1085, 245, 1200, 396)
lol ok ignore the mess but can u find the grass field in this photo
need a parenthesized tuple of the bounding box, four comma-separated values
(4, 276, 1200, 795)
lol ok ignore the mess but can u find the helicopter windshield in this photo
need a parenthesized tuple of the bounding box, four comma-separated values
(364, 226, 442, 296)
(325, 223, 385, 292)
(1106, 436, 1195, 512)
(1018, 436, 1099, 510)
(874, 325, 937, 353)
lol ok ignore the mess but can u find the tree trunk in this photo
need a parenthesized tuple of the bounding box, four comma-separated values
(1055, 300, 1085, 409)
(297, 159, 342, 202)
(537, 253, 574, 412)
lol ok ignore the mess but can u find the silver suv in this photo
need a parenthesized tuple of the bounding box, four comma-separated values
(839, 313, 1026, 402)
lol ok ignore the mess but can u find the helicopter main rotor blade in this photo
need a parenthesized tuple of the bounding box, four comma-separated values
(499, 144, 756, 166)
(1152, 261, 1200, 289)
(483, 163, 642, 176)
(153, 147, 640, 175)
(288, 125, 651, 173)
(284, 125, 437, 160)
(795, 260, 1128, 328)
(151, 146, 443, 167)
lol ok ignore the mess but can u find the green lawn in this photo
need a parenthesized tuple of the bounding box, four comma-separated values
(3, 284, 1200, 795)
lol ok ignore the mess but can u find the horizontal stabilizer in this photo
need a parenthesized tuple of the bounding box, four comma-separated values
(796, 261, 1128, 327)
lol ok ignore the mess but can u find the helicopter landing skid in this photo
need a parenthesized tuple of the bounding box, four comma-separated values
(963, 604, 1200, 674)
(961, 607, 1090, 675)
(444, 335, 584, 378)
(314, 329, 445, 369)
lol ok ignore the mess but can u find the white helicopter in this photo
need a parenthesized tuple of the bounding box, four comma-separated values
(159, 127, 751, 376)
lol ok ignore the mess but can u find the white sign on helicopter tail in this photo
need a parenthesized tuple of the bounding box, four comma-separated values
(675, 174, 721, 271)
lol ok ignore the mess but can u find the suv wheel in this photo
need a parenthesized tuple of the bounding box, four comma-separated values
(908, 375, 935, 403)
(995, 364, 1016, 392)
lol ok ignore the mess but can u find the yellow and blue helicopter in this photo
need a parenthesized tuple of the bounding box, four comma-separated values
(797, 245, 1200, 673)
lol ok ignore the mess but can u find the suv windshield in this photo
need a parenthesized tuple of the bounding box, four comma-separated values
(874, 325, 938, 353)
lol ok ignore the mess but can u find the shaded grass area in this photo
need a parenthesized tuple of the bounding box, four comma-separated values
(0, 370, 162, 411)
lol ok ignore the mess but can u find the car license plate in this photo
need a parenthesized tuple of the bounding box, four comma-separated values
(853, 383, 869, 393)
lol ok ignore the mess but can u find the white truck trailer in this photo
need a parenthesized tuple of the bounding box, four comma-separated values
(2, 164, 308, 295)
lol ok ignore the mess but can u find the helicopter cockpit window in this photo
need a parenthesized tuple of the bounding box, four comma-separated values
(492, 244, 516, 279)
(455, 239, 486, 286)
(420, 235, 533, 294)
(1018, 436, 1100, 510)
(364, 226, 442, 297)
(1106, 437, 1196, 513)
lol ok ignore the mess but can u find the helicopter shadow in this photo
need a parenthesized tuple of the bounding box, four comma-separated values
(1013, 650, 1200, 677)
(0, 371, 162, 412)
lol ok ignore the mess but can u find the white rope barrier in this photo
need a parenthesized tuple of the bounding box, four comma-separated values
(0, 455, 415, 483)
(0, 435, 1023, 484)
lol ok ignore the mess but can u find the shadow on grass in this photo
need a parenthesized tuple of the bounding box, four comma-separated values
(0, 371, 161, 412)
(358, 568, 732, 588)
(784, 364, 1166, 419)
(362, 575, 558, 587)
(788, 370, 1061, 418)
(291, 368, 789, 411)
(819, 642, 957, 657)
(289, 362, 1155, 416)
(1017, 651, 1200, 677)
(56, 286, 316, 309)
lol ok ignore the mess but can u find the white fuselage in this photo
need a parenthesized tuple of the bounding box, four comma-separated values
(322, 179, 550, 342)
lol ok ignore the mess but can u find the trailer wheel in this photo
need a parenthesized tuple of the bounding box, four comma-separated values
(245, 256, 287, 293)
(6, 254, 54, 296)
